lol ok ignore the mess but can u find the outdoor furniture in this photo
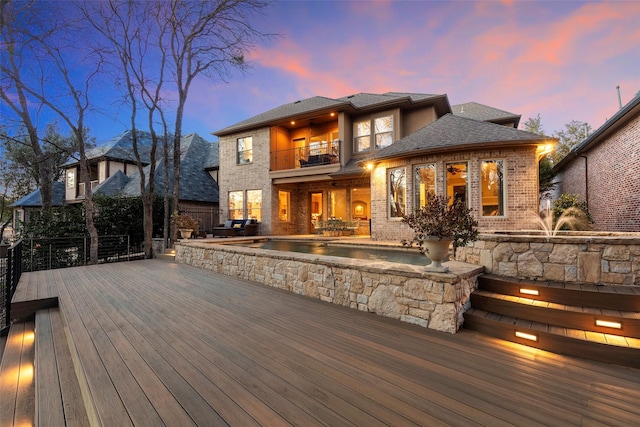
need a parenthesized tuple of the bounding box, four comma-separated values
(212, 219, 258, 237)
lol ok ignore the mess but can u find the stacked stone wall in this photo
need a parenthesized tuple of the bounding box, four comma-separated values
(456, 233, 640, 286)
(176, 242, 483, 333)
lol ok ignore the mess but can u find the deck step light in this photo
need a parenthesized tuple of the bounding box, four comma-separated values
(595, 319, 622, 329)
(519, 288, 539, 296)
(515, 331, 538, 342)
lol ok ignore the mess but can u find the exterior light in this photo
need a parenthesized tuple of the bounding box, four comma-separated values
(330, 112, 335, 117)
(519, 288, 539, 296)
(290, 121, 295, 125)
(515, 331, 538, 342)
(366, 163, 374, 170)
(595, 320, 622, 329)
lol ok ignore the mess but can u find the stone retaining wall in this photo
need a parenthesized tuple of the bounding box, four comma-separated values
(176, 241, 483, 333)
(456, 233, 640, 286)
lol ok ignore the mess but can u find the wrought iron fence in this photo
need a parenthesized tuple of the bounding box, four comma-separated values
(1, 235, 143, 332)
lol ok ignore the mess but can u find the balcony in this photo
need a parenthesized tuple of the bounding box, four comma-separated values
(271, 140, 340, 172)
(77, 180, 99, 197)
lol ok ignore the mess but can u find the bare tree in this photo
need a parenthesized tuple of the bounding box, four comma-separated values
(1, 1, 103, 262)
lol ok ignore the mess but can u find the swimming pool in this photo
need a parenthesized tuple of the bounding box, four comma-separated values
(238, 239, 433, 267)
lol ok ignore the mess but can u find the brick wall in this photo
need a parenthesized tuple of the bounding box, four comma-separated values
(370, 146, 540, 241)
(557, 114, 640, 232)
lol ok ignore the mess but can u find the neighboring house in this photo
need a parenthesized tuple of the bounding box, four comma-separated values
(10, 181, 66, 231)
(553, 93, 640, 232)
(213, 92, 555, 240)
(12, 130, 220, 232)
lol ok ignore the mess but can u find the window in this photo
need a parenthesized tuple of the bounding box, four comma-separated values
(278, 191, 290, 222)
(388, 167, 406, 218)
(237, 136, 253, 164)
(229, 191, 243, 219)
(66, 169, 75, 188)
(328, 189, 347, 219)
(374, 115, 393, 149)
(354, 120, 371, 152)
(247, 190, 262, 221)
(414, 164, 436, 209)
(481, 160, 505, 216)
(446, 162, 468, 208)
(354, 115, 394, 152)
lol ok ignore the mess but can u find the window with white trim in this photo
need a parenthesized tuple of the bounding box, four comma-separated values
(354, 114, 394, 152)
(480, 160, 505, 216)
(237, 136, 253, 164)
(388, 167, 406, 218)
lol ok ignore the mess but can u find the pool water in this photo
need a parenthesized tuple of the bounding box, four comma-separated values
(240, 240, 432, 267)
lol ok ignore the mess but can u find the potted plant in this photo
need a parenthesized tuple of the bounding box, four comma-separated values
(402, 193, 478, 272)
(172, 212, 200, 239)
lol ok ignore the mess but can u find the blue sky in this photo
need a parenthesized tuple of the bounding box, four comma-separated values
(4, 0, 640, 144)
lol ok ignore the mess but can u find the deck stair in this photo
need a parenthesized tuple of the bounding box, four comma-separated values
(0, 308, 90, 426)
(464, 274, 640, 369)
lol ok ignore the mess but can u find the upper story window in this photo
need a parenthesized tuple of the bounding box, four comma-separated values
(237, 136, 253, 164)
(481, 160, 505, 216)
(354, 114, 394, 153)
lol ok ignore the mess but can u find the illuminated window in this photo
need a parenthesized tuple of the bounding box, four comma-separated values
(414, 164, 436, 209)
(229, 191, 243, 219)
(278, 191, 290, 222)
(388, 167, 406, 218)
(328, 189, 347, 219)
(247, 190, 262, 221)
(237, 136, 253, 164)
(446, 162, 467, 208)
(481, 160, 505, 216)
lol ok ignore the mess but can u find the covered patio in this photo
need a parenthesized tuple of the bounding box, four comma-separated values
(2, 258, 639, 426)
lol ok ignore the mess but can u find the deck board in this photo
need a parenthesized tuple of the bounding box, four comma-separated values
(10, 259, 640, 426)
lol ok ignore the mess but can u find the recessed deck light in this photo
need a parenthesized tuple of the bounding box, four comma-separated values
(595, 320, 622, 329)
(519, 288, 539, 296)
(515, 331, 538, 342)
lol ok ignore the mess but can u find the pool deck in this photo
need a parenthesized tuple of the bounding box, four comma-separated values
(4, 256, 640, 426)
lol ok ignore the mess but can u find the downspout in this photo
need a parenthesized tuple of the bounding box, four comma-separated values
(580, 155, 588, 208)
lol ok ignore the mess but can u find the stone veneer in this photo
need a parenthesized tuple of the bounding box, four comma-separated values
(456, 233, 640, 286)
(175, 240, 483, 333)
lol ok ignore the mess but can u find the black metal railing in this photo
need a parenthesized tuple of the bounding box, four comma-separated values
(270, 140, 340, 171)
(1, 240, 23, 333)
(1, 235, 143, 332)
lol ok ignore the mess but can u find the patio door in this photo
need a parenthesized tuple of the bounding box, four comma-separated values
(310, 192, 323, 233)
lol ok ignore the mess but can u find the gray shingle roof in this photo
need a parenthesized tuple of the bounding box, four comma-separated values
(67, 130, 158, 166)
(120, 133, 219, 203)
(10, 181, 66, 207)
(366, 114, 551, 162)
(452, 102, 520, 124)
(214, 92, 449, 136)
(93, 170, 131, 197)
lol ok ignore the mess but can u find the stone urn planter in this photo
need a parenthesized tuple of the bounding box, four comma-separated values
(402, 193, 478, 273)
(178, 228, 193, 239)
(422, 237, 452, 272)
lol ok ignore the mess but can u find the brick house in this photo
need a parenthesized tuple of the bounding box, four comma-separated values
(552, 93, 640, 232)
(213, 92, 556, 240)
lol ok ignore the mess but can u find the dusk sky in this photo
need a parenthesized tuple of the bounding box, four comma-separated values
(179, 0, 639, 142)
(6, 0, 640, 144)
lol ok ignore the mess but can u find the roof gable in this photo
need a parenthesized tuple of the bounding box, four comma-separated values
(452, 102, 520, 125)
(368, 114, 550, 161)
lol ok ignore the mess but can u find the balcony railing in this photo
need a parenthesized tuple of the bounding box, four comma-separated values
(77, 180, 99, 197)
(271, 140, 340, 172)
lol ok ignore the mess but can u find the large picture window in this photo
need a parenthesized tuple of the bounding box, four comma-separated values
(388, 167, 406, 218)
(247, 190, 262, 221)
(446, 162, 468, 208)
(237, 136, 253, 164)
(481, 160, 505, 216)
(414, 164, 436, 209)
(229, 191, 244, 219)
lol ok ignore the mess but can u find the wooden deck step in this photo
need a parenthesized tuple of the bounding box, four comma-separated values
(478, 274, 640, 311)
(35, 308, 90, 426)
(0, 320, 35, 426)
(471, 290, 640, 338)
(464, 308, 640, 369)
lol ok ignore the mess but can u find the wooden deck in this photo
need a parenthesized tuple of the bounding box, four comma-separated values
(4, 258, 640, 426)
